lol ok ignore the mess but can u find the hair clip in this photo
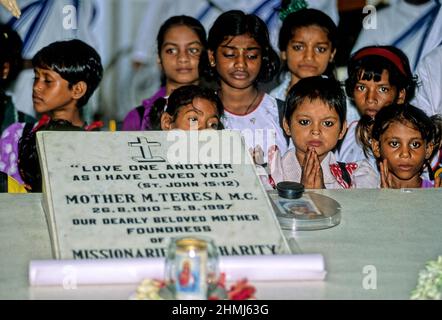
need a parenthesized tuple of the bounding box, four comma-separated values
(278, 0, 308, 22)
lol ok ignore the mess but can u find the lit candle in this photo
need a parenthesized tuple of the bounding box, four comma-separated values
(165, 236, 218, 300)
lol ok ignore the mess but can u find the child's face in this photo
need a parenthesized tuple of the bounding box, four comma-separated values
(282, 26, 335, 86)
(32, 67, 76, 114)
(283, 98, 346, 163)
(159, 25, 203, 91)
(209, 34, 262, 90)
(161, 97, 220, 131)
(353, 69, 405, 118)
(372, 121, 433, 182)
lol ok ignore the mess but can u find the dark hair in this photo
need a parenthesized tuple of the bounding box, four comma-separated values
(345, 45, 417, 103)
(157, 15, 207, 54)
(278, 8, 338, 79)
(0, 23, 23, 87)
(18, 119, 84, 192)
(156, 15, 208, 86)
(284, 76, 346, 129)
(372, 103, 441, 149)
(32, 39, 103, 108)
(201, 10, 279, 84)
(148, 84, 224, 130)
(360, 103, 442, 175)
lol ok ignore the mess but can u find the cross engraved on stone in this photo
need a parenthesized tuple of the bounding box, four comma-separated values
(128, 137, 165, 163)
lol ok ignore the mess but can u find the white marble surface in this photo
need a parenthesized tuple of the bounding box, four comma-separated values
(37, 131, 290, 259)
(1, 188, 442, 299)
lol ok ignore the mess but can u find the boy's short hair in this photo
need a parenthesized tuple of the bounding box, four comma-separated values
(32, 39, 103, 108)
(284, 76, 346, 129)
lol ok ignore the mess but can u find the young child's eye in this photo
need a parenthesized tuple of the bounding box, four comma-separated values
(208, 121, 219, 130)
(165, 48, 178, 55)
(188, 47, 201, 56)
(356, 85, 366, 92)
(298, 119, 310, 126)
(315, 46, 328, 53)
(379, 86, 390, 93)
(222, 50, 236, 59)
(33, 76, 52, 84)
(410, 141, 422, 149)
(246, 54, 259, 60)
(292, 44, 303, 51)
(322, 120, 334, 127)
(388, 140, 399, 148)
(223, 53, 235, 59)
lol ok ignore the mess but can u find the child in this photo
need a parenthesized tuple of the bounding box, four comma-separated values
(352, 0, 441, 71)
(122, 15, 208, 131)
(270, 8, 338, 102)
(270, 76, 378, 189)
(338, 45, 417, 169)
(367, 103, 442, 188)
(0, 39, 103, 184)
(18, 118, 84, 192)
(1, 1, 98, 119)
(155, 84, 223, 131)
(201, 10, 287, 164)
(0, 23, 35, 134)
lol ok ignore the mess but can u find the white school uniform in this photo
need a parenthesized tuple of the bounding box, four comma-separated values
(336, 120, 379, 173)
(221, 93, 288, 164)
(269, 148, 379, 189)
(412, 45, 442, 117)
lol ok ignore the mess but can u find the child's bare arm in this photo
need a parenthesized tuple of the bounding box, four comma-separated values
(434, 175, 441, 188)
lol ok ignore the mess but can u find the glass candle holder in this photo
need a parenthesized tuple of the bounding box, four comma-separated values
(165, 236, 219, 300)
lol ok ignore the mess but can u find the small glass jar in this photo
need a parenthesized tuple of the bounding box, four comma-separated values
(165, 236, 219, 300)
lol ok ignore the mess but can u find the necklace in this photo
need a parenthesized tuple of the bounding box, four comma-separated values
(243, 90, 260, 115)
(221, 90, 260, 115)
